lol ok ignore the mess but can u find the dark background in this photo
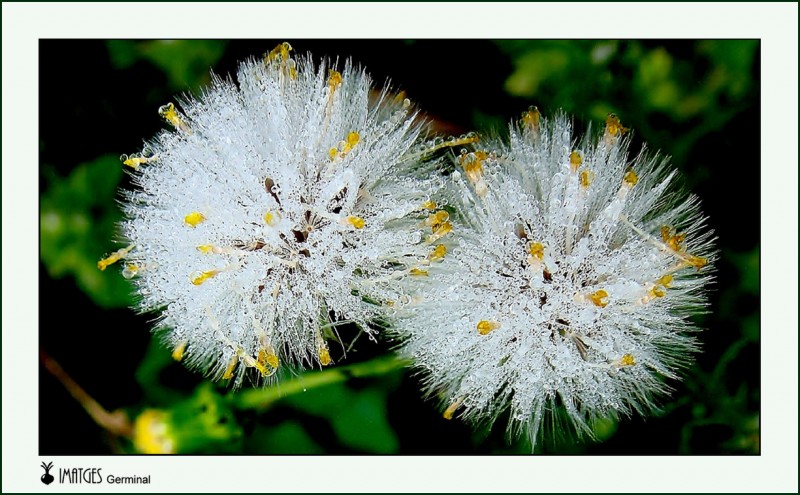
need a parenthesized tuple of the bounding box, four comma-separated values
(40, 39, 760, 455)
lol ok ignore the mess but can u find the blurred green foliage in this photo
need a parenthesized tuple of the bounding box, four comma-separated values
(39, 39, 759, 455)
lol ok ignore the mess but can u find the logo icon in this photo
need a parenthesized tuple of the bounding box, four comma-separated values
(41, 461, 55, 485)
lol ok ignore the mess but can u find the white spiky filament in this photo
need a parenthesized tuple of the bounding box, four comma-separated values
(118, 45, 443, 386)
(393, 112, 716, 447)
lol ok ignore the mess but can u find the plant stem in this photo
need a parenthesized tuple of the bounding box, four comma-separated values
(231, 354, 409, 410)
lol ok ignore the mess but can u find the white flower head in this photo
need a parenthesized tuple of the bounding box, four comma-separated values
(107, 43, 446, 386)
(394, 109, 716, 447)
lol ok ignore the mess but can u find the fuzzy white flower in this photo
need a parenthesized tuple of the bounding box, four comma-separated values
(394, 110, 716, 447)
(104, 43, 447, 386)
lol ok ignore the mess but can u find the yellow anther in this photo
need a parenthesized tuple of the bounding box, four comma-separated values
(409, 268, 429, 277)
(659, 227, 707, 270)
(425, 133, 480, 155)
(425, 210, 450, 230)
(528, 242, 544, 261)
(579, 169, 595, 189)
(257, 347, 280, 371)
(266, 41, 293, 62)
(222, 355, 238, 380)
(184, 211, 206, 228)
(684, 254, 708, 270)
(569, 150, 583, 173)
(459, 152, 486, 187)
(122, 263, 140, 279)
(171, 341, 187, 362)
(344, 215, 365, 229)
(589, 289, 609, 308)
(428, 244, 447, 262)
(623, 169, 639, 186)
(427, 222, 453, 243)
(319, 346, 332, 366)
(345, 131, 360, 150)
(604, 113, 628, 140)
(191, 269, 220, 286)
(328, 147, 339, 161)
(158, 102, 191, 134)
(264, 210, 280, 226)
(658, 274, 673, 288)
(421, 200, 437, 210)
(443, 397, 464, 420)
(618, 353, 636, 367)
(521, 106, 541, 133)
(121, 154, 157, 170)
(97, 244, 135, 271)
(327, 69, 343, 90)
(649, 285, 666, 298)
(196, 244, 215, 254)
(265, 42, 296, 79)
(477, 320, 501, 335)
(385, 299, 395, 307)
(660, 226, 687, 252)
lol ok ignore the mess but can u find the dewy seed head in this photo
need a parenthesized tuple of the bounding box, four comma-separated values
(394, 111, 715, 449)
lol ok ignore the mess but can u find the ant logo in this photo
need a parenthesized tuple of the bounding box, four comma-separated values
(41, 461, 55, 485)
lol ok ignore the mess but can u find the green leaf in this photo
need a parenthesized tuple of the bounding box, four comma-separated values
(246, 421, 323, 454)
(166, 384, 243, 454)
(138, 40, 228, 90)
(40, 155, 134, 308)
(329, 387, 399, 453)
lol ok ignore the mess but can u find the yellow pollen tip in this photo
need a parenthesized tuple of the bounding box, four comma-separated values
(158, 102, 191, 134)
(328, 147, 338, 160)
(346, 131, 360, 148)
(425, 210, 450, 230)
(579, 169, 595, 189)
(121, 154, 156, 170)
(421, 200, 437, 210)
(428, 244, 447, 262)
(258, 347, 280, 372)
(604, 113, 628, 138)
(589, 289, 609, 307)
(528, 242, 544, 260)
(196, 244, 214, 254)
(264, 210, 279, 226)
(427, 222, 453, 243)
(658, 274, 673, 288)
(685, 254, 708, 270)
(443, 398, 464, 420)
(346, 215, 365, 229)
(477, 320, 501, 335)
(122, 264, 140, 279)
(327, 70, 343, 90)
(319, 346, 332, 366)
(191, 269, 219, 286)
(266, 42, 293, 62)
(171, 342, 187, 362)
(222, 355, 238, 380)
(619, 353, 636, 367)
(521, 106, 541, 132)
(409, 268, 429, 277)
(649, 285, 666, 298)
(97, 244, 135, 271)
(184, 212, 206, 227)
(623, 169, 639, 186)
(569, 151, 583, 173)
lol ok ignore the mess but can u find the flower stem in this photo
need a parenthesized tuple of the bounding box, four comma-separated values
(231, 355, 409, 410)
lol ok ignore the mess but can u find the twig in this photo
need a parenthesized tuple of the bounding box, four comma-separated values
(40, 349, 133, 438)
